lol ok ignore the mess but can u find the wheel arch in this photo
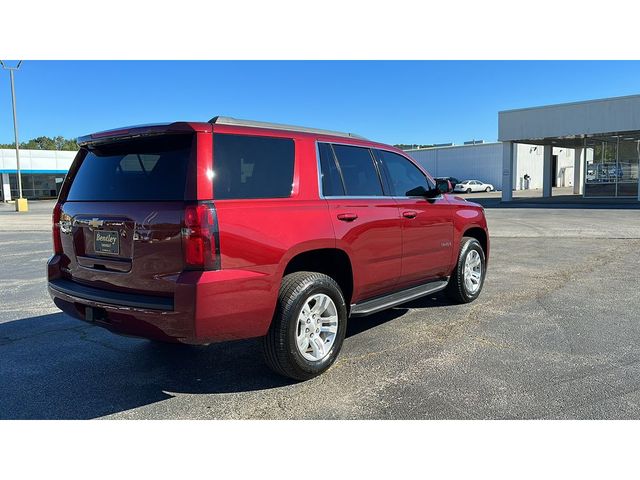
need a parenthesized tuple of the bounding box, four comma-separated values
(282, 247, 354, 306)
(462, 226, 489, 260)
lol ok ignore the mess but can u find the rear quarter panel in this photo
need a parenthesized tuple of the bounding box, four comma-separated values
(206, 134, 336, 338)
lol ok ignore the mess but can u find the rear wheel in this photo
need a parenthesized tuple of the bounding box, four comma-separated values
(466, 188, 472, 193)
(262, 271, 348, 381)
(446, 237, 486, 304)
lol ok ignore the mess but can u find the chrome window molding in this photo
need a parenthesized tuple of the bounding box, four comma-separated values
(316, 140, 388, 200)
(315, 141, 443, 201)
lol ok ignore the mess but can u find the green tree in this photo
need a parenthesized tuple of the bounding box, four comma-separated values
(0, 135, 79, 151)
(22, 136, 57, 150)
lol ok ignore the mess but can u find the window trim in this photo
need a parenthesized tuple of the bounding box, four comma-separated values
(316, 141, 388, 199)
(316, 141, 347, 197)
(327, 143, 348, 195)
(212, 132, 296, 201)
(373, 147, 442, 200)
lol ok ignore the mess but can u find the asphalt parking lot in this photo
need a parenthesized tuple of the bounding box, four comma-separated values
(1, 198, 639, 419)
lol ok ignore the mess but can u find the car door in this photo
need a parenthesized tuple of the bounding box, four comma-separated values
(374, 149, 454, 286)
(318, 142, 402, 302)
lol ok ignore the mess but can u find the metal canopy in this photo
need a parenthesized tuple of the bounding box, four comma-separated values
(502, 130, 640, 149)
(499, 94, 640, 144)
(499, 95, 640, 202)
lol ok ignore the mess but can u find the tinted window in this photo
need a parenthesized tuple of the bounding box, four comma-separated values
(67, 134, 192, 201)
(213, 134, 294, 200)
(376, 150, 433, 196)
(318, 143, 345, 196)
(332, 145, 383, 196)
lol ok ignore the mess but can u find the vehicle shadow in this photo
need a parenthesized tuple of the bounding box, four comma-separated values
(0, 296, 447, 419)
(345, 292, 450, 338)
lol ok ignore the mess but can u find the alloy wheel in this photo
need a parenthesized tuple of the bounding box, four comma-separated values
(296, 294, 339, 362)
(463, 250, 482, 294)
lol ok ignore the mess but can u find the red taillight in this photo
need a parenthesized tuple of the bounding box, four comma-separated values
(182, 203, 219, 270)
(52, 202, 63, 255)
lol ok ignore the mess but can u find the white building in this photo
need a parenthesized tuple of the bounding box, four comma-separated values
(405, 142, 575, 191)
(1, 149, 76, 201)
(406, 94, 640, 202)
(3, 94, 639, 203)
(499, 94, 640, 201)
(0, 142, 587, 200)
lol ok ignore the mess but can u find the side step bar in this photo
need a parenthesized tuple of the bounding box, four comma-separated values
(350, 279, 449, 317)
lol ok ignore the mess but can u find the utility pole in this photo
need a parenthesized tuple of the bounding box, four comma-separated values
(0, 60, 27, 212)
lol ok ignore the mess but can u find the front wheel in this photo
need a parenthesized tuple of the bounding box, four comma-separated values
(466, 188, 472, 193)
(485, 187, 491, 192)
(262, 271, 348, 381)
(446, 237, 486, 304)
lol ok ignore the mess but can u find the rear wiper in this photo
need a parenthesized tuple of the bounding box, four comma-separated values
(136, 153, 148, 175)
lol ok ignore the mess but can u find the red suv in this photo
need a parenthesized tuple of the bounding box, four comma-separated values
(48, 117, 489, 380)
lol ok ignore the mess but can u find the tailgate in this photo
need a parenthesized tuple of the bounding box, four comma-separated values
(56, 133, 196, 296)
(60, 202, 185, 295)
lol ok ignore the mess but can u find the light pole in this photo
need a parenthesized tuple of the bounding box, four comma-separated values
(0, 60, 27, 212)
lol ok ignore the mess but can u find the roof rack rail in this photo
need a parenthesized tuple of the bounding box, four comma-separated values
(209, 116, 367, 140)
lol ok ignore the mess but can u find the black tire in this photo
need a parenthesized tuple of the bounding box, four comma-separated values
(446, 237, 486, 304)
(262, 271, 348, 381)
(485, 187, 491, 192)
(466, 188, 472, 193)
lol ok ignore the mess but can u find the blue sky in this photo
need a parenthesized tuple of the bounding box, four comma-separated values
(1, 61, 640, 146)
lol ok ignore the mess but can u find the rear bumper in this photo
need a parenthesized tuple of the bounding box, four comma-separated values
(49, 278, 173, 311)
(47, 258, 278, 344)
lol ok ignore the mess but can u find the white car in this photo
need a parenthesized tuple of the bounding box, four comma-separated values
(454, 180, 494, 193)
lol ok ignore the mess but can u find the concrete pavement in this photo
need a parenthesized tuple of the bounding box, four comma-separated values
(1, 200, 639, 419)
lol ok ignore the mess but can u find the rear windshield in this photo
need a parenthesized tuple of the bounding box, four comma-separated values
(66, 134, 193, 201)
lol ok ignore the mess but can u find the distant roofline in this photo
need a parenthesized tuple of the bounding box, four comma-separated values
(404, 141, 500, 152)
(499, 93, 640, 114)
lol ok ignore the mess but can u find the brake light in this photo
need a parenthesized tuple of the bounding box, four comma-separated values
(52, 202, 63, 255)
(182, 203, 219, 270)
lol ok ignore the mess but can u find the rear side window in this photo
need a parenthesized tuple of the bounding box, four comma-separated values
(331, 144, 383, 196)
(213, 134, 294, 200)
(318, 142, 345, 196)
(376, 149, 433, 196)
(67, 134, 193, 201)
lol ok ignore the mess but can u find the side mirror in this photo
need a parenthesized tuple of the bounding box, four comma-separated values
(406, 185, 428, 197)
(405, 185, 441, 198)
(436, 179, 453, 194)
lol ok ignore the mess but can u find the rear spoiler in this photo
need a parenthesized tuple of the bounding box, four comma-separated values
(77, 122, 212, 147)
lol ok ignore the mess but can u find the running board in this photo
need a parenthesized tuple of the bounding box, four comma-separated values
(350, 279, 449, 317)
